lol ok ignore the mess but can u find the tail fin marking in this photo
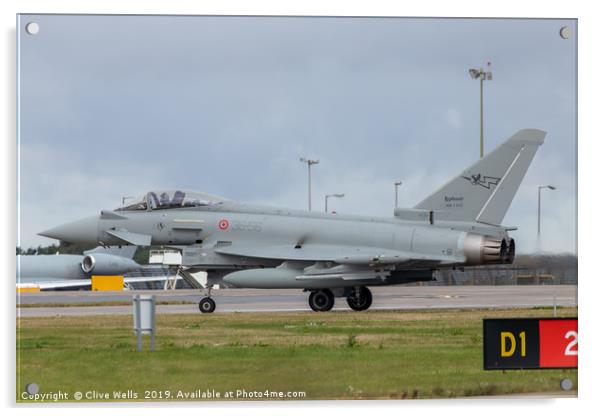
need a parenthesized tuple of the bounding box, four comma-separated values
(414, 128, 546, 225)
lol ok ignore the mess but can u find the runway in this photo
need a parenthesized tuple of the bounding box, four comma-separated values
(17, 285, 577, 317)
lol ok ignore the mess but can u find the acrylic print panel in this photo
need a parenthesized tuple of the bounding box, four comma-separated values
(17, 15, 577, 402)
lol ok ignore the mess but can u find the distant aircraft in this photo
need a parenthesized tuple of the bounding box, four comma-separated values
(39, 129, 545, 311)
(17, 246, 144, 290)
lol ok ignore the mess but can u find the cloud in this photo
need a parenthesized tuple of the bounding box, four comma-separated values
(445, 108, 463, 129)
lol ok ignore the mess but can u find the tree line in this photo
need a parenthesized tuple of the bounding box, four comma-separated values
(16, 243, 151, 265)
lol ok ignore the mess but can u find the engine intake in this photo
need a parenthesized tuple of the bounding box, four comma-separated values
(82, 254, 96, 273)
(80, 253, 140, 275)
(463, 233, 515, 265)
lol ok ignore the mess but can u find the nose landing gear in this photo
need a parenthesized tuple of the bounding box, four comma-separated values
(198, 285, 216, 314)
(199, 297, 216, 313)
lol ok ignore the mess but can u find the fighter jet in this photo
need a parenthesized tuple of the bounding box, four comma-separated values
(39, 129, 545, 312)
(17, 246, 144, 290)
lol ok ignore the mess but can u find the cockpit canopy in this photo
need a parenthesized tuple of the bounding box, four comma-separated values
(115, 190, 227, 211)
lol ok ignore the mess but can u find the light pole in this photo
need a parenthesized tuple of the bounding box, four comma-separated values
(325, 193, 345, 213)
(394, 181, 402, 209)
(469, 62, 493, 158)
(537, 185, 556, 237)
(299, 157, 319, 211)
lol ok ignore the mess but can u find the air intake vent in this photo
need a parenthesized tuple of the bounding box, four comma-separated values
(214, 241, 232, 248)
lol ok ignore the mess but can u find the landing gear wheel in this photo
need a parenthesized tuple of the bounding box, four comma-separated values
(309, 289, 335, 312)
(346, 286, 372, 311)
(199, 297, 216, 313)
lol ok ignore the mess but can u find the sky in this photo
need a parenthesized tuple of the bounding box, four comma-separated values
(17, 15, 577, 254)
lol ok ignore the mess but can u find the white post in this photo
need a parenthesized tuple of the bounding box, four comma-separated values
(133, 295, 156, 352)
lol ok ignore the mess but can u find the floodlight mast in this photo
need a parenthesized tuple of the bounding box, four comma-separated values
(537, 185, 556, 237)
(468, 63, 493, 158)
(394, 181, 402, 209)
(300, 157, 319, 211)
(325, 193, 345, 213)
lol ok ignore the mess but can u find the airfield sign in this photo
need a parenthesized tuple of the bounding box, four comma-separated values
(483, 318, 577, 370)
(133, 295, 156, 352)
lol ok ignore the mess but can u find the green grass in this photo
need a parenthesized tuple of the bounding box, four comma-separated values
(16, 308, 577, 401)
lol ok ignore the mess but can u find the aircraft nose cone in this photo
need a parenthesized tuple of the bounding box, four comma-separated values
(38, 216, 99, 244)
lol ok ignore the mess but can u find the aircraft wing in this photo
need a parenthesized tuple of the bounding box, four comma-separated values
(17, 275, 176, 291)
(214, 243, 464, 267)
(124, 276, 177, 284)
(18, 279, 93, 291)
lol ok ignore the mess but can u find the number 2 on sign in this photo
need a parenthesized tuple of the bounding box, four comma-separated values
(564, 330, 578, 356)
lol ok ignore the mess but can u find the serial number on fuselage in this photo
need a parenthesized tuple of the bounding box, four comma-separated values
(231, 220, 263, 232)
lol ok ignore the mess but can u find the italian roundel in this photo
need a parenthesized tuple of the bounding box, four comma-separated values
(218, 219, 229, 230)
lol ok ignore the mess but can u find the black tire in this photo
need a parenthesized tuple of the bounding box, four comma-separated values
(346, 286, 372, 311)
(308, 289, 335, 312)
(199, 297, 216, 313)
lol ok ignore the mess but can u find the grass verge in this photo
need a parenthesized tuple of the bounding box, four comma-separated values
(16, 307, 577, 401)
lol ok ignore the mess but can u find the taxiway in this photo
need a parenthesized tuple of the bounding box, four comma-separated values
(17, 285, 577, 317)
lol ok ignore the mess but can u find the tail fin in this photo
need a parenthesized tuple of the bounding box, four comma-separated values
(414, 129, 546, 225)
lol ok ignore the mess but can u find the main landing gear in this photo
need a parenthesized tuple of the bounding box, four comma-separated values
(346, 286, 373, 311)
(307, 286, 373, 312)
(308, 289, 335, 312)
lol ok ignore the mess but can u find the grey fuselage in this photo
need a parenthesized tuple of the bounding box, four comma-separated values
(103, 203, 507, 254)
(39, 200, 511, 289)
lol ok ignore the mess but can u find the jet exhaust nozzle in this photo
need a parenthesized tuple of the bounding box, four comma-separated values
(463, 233, 515, 265)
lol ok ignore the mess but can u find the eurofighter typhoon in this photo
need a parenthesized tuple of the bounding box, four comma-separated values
(39, 129, 545, 312)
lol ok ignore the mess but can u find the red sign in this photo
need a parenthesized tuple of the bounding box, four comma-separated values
(539, 319, 578, 368)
